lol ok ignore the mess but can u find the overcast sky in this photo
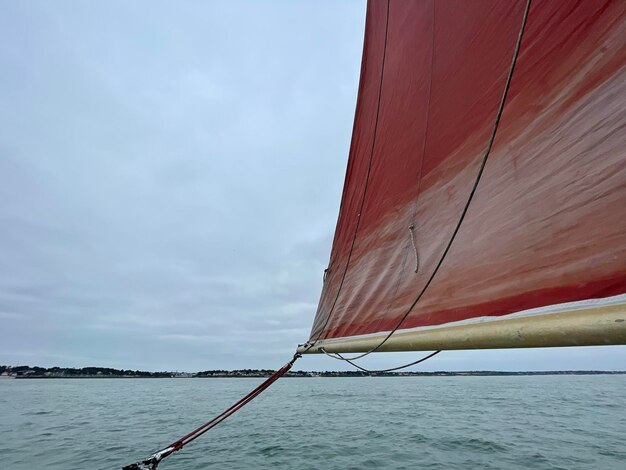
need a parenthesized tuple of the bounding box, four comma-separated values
(1, 1, 623, 372)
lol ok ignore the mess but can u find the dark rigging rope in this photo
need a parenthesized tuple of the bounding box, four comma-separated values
(320, 348, 441, 373)
(122, 353, 301, 470)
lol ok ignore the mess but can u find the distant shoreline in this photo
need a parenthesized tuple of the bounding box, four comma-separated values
(2, 366, 626, 379)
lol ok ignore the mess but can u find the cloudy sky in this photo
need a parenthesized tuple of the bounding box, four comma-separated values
(1, 1, 623, 372)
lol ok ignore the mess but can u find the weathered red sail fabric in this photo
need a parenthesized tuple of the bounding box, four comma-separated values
(309, 0, 626, 343)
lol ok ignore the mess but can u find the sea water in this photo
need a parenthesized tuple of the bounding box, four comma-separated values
(1, 375, 624, 469)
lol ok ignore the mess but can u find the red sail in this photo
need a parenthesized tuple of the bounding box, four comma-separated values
(306, 0, 626, 351)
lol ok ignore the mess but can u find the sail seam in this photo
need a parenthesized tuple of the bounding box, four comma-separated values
(406, 0, 436, 264)
(309, 0, 392, 346)
(312, 0, 378, 327)
(368, 0, 436, 337)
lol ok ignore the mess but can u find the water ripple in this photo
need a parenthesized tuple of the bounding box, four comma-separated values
(0, 376, 625, 469)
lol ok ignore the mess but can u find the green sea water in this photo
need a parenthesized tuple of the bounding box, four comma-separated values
(1, 375, 624, 469)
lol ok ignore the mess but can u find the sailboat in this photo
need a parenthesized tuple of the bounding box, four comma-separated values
(298, 0, 626, 356)
(125, 0, 626, 468)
